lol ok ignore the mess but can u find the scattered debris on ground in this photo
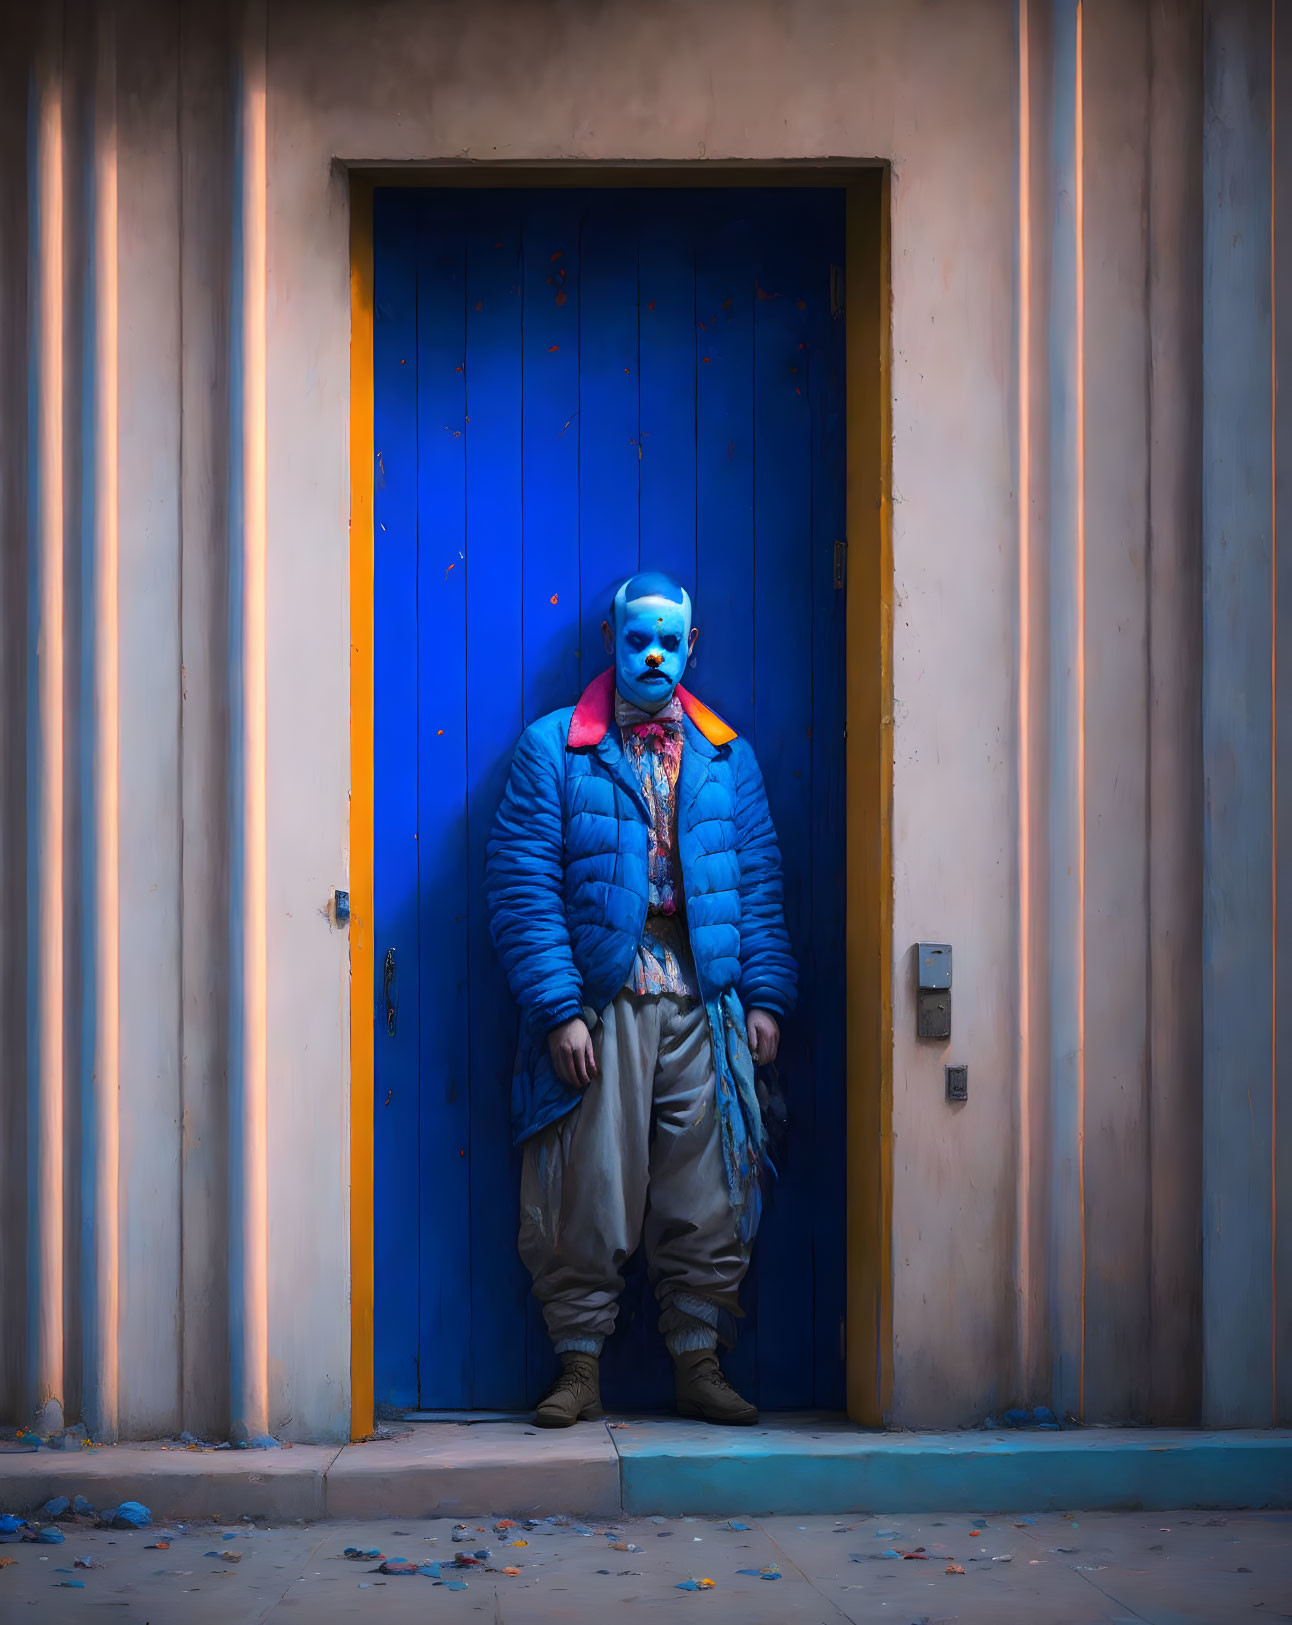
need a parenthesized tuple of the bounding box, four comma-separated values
(0, 1504, 1284, 1617)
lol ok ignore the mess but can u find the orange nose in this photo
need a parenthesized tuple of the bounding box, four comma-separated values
(645, 652, 664, 668)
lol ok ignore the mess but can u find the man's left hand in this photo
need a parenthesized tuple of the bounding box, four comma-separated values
(746, 1008, 780, 1067)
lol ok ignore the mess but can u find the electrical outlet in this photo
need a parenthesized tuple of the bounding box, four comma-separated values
(945, 1064, 968, 1102)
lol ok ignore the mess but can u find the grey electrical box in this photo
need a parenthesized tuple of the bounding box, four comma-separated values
(946, 1064, 968, 1102)
(916, 942, 952, 1040)
(918, 942, 952, 990)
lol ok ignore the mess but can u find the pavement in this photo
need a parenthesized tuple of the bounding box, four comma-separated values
(1, 1506, 1289, 1623)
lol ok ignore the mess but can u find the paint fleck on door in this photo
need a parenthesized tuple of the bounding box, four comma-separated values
(373, 188, 846, 1412)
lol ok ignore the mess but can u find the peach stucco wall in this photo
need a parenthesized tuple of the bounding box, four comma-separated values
(0, 0, 1284, 1442)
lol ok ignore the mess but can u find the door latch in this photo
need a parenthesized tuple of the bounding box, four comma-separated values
(383, 947, 398, 1037)
(829, 263, 844, 318)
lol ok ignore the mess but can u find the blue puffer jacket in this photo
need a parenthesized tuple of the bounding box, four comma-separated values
(485, 670, 797, 1146)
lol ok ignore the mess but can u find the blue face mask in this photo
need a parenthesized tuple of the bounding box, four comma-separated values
(608, 576, 695, 712)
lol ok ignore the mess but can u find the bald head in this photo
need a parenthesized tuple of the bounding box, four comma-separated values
(603, 571, 697, 712)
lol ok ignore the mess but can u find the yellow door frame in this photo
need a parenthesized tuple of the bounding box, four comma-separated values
(348, 165, 892, 1438)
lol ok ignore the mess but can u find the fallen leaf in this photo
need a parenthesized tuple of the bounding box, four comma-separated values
(946, 1562, 965, 1574)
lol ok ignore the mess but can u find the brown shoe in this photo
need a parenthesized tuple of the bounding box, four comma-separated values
(673, 1348, 759, 1426)
(534, 1352, 602, 1428)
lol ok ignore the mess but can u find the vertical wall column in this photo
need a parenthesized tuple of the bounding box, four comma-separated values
(1045, 0, 1085, 1424)
(1025, 0, 1203, 1427)
(1278, 0, 1292, 1433)
(228, 0, 269, 1444)
(114, 0, 184, 1439)
(1016, 0, 1055, 1411)
(179, 0, 234, 1443)
(26, 4, 66, 1439)
(1201, 0, 1278, 1428)
(1077, 0, 1153, 1426)
(1146, 0, 1204, 1425)
(0, 0, 31, 1433)
(82, 0, 121, 1443)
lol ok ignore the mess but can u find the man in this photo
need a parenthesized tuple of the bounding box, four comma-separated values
(485, 572, 796, 1427)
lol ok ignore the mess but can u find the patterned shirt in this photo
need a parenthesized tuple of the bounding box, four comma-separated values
(616, 691, 698, 998)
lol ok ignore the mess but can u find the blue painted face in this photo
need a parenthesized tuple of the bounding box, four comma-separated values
(610, 576, 695, 712)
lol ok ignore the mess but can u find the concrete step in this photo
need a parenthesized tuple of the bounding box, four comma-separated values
(609, 1419, 1292, 1515)
(1, 1420, 1289, 1523)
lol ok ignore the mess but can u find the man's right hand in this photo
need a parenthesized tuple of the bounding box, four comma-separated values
(547, 1017, 598, 1090)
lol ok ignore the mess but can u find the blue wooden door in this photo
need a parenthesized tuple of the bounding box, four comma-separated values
(373, 188, 846, 1413)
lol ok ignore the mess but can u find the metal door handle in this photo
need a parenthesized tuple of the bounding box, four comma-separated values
(383, 947, 397, 1037)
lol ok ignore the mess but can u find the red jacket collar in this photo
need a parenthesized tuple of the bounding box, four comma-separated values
(568, 669, 737, 749)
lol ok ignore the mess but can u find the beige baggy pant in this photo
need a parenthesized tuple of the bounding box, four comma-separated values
(518, 990, 749, 1353)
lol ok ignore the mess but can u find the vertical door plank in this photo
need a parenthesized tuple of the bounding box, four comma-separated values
(808, 192, 849, 1410)
(464, 196, 531, 1409)
(695, 201, 758, 744)
(520, 191, 584, 1397)
(522, 194, 583, 728)
(694, 195, 761, 1401)
(372, 189, 421, 1409)
(415, 194, 472, 1406)
(640, 197, 698, 593)
(579, 193, 674, 1408)
(752, 191, 818, 1408)
(578, 194, 641, 690)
